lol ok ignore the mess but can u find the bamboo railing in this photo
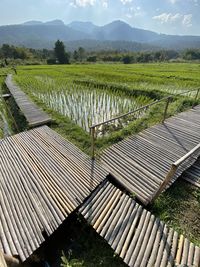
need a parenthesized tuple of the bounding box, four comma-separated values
(90, 87, 200, 159)
(151, 143, 200, 202)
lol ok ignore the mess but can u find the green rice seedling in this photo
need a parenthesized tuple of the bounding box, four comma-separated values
(14, 62, 200, 149)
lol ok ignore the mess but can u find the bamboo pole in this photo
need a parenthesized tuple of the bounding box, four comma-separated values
(151, 142, 200, 203)
(193, 88, 200, 108)
(151, 164, 177, 203)
(0, 251, 8, 267)
(91, 126, 96, 159)
(4, 254, 20, 267)
(162, 97, 171, 122)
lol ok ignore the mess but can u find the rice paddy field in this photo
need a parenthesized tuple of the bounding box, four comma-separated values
(0, 62, 200, 266)
(11, 63, 200, 154)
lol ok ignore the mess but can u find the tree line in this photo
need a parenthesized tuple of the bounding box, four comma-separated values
(0, 40, 200, 66)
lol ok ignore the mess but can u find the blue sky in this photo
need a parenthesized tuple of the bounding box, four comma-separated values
(0, 0, 199, 35)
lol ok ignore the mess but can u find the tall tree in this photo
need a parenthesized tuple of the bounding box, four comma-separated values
(78, 47, 85, 62)
(73, 50, 79, 61)
(54, 40, 69, 64)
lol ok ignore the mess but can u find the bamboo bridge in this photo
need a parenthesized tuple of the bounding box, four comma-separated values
(100, 105, 200, 205)
(1, 75, 200, 267)
(5, 74, 51, 127)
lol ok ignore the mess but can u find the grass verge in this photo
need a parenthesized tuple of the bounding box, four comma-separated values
(149, 179, 200, 246)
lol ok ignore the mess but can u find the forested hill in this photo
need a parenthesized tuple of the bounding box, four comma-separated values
(0, 20, 200, 50)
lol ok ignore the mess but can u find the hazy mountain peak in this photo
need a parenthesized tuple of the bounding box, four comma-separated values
(107, 20, 129, 25)
(69, 21, 96, 27)
(104, 20, 131, 28)
(22, 19, 65, 26)
(68, 21, 98, 34)
(45, 20, 65, 26)
(0, 20, 199, 50)
(22, 20, 43, 25)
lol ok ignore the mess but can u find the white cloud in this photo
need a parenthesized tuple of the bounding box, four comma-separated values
(126, 5, 144, 18)
(170, 0, 199, 4)
(70, 0, 108, 8)
(120, 0, 133, 5)
(169, 0, 179, 4)
(153, 13, 182, 23)
(102, 0, 108, 8)
(70, 0, 95, 7)
(193, 0, 199, 6)
(153, 12, 193, 27)
(126, 13, 133, 18)
(182, 14, 192, 27)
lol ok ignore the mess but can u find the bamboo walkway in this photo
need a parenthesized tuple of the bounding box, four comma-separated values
(0, 251, 7, 267)
(100, 105, 200, 205)
(5, 74, 51, 127)
(182, 157, 200, 188)
(80, 180, 200, 267)
(0, 126, 108, 261)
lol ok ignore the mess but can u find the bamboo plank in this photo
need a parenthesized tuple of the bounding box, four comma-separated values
(5, 74, 51, 127)
(0, 126, 108, 261)
(80, 181, 200, 267)
(0, 251, 7, 267)
(101, 104, 200, 205)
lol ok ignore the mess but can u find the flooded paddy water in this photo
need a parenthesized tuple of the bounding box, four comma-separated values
(33, 81, 150, 133)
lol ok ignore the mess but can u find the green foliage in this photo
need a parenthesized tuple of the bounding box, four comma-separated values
(0, 42, 200, 65)
(54, 215, 126, 267)
(0, 44, 28, 59)
(54, 40, 70, 64)
(86, 55, 97, 62)
(47, 58, 56, 64)
(122, 55, 133, 64)
(61, 251, 83, 267)
(0, 44, 55, 66)
(183, 49, 200, 60)
(77, 47, 85, 62)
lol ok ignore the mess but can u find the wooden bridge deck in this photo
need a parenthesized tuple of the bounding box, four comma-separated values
(182, 157, 200, 188)
(5, 74, 51, 127)
(80, 180, 200, 267)
(100, 105, 200, 205)
(0, 126, 108, 261)
(0, 251, 7, 267)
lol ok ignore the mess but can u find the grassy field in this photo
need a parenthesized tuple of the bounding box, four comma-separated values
(1, 63, 200, 266)
(17, 63, 200, 93)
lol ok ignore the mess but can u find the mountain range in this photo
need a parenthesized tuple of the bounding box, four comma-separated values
(0, 20, 200, 51)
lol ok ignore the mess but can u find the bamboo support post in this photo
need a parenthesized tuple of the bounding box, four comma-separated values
(193, 88, 200, 108)
(162, 97, 171, 122)
(151, 143, 200, 203)
(4, 254, 20, 267)
(151, 164, 177, 203)
(91, 126, 96, 159)
(0, 251, 8, 267)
